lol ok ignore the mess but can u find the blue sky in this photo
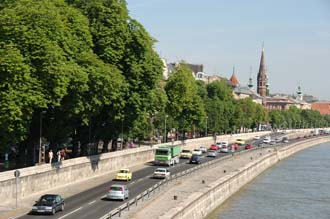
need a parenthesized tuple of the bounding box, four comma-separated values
(126, 0, 330, 100)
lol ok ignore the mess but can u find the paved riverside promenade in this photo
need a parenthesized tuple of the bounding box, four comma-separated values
(119, 147, 274, 219)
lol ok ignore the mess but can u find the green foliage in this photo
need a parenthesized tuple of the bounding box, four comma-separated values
(165, 64, 206, 132)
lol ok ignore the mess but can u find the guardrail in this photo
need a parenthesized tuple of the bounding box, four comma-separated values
(99, 134, 328, 219)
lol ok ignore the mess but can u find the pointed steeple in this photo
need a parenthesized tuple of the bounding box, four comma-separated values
(257, 44, 267, 97)
(230, 66, 239, 86)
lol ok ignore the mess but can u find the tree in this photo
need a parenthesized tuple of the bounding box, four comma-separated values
(165, 64, 206, 136)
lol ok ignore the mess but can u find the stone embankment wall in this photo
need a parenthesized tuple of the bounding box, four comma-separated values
(0, 129, 312, 205)
(164, 136, 330, 219)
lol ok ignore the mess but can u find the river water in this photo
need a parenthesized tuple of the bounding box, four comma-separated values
(206, 142, 330, 219)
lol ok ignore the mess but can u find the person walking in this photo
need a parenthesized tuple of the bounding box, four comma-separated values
(48, 149, 53, 164)
(57, 150, 61, 162)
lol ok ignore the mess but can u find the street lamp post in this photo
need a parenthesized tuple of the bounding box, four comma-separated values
(39, 111, 46, 164)
(164, 115, 168, 143)
(205, 116, 208, 137)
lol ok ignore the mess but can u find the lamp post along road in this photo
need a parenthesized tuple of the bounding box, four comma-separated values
(205, 116, 208, 137)
(164, 115, 168, 143)
(39, 111, 46, 164)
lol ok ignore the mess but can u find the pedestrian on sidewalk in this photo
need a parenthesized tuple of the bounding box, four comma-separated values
(57, 150, 61, 162)
(48, 149, 53, 164)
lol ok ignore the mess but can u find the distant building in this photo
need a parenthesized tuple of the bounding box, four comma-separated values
(303, 94, 318, 103)
(233, 86, 263, 104)
(311, 102, 330, 115)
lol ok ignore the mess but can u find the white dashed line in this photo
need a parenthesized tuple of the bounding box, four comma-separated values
(88, 200, 96, 205)
(58, 207, 83, 219)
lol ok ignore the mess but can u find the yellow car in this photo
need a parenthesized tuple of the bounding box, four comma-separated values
(235, 139, 246, 145)
(115, 168, 132, 181)
(180, 150, 192, 159)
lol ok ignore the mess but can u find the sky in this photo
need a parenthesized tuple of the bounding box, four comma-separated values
(126, 0, 330, 101)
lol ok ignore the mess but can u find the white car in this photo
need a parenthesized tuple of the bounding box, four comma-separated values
(153, 168, 170, 179)
(192, 149, 202, 156)
(253, 135, 260, 140)
(199, 146, 207, 153)
(220, 146, 229, 153)
(207, 149, 217, 157)
(216, 142, 222, 149)
(220, 141, 229, 148)
(263, 136, 271, 144)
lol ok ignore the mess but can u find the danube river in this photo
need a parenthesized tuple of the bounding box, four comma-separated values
(206, 142, 330, 219)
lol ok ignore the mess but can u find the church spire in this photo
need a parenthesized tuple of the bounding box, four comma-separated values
(257, 43, 267, 97)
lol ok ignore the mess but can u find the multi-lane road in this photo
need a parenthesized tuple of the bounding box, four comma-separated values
(18, 132, 290, 219)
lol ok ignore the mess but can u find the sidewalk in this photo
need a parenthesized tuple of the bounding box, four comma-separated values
(0, 163, 149, 219)
(117, 148, 273, 219)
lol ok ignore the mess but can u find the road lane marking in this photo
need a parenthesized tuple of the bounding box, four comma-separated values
(58, 207, 83, 219)
(88, 200, 96, 205)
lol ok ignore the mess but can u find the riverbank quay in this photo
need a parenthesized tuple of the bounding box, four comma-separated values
(118, 136, 330, 219)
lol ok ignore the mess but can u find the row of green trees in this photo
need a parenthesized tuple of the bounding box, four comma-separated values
(1, 0, 329, 168)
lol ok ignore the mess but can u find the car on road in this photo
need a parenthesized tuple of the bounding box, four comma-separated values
(106, 184, 129, 201)
(216, 142, 222, 149)
(207, 149, 217, 157)
(282, 137, 289, 143)
(192, 149, 203, 156)
(270, 140, 277, 145)
(220, 141, 229, 148)
(31, 194, 64, 215)
(115, 168, 132, 181)
(209, 144, 218, 151)
(263, 136, 271, 144)
(199, 146, 207, 153)
(189, 155, 202, 164)
(245, 144, 253, 150)
(235, 139, 246, 145)
(220, 146, 229, 153)
(229, 144, 239, 151)
(253, 135, 260, 140)
(153, 168, 170, 179)
(180, 149, 192, 159)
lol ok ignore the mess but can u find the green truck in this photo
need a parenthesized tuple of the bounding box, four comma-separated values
(154, 144, 182, 166)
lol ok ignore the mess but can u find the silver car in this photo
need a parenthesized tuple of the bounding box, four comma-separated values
(107, 184, 129, 201)
(207, 149, 217, 157)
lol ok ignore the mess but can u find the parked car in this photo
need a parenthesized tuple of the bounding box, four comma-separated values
(153, 168, 170, 179)
(31, 194, 64, 215)
(189, 155, 202, 164)
(106, 184, 129, 201)
(192, 149, 202, 156)
(209, 144, 218, 150)
(207, 149, 217, 157)
(245, 144, 253, 150)
(253, 135, 260, 140)
(199, 146, 207, 153)
(115, 168, 132, 181)
(282, 137, 289, 143)
(180, 149, 192, 159)
(235, 139, 246, 145)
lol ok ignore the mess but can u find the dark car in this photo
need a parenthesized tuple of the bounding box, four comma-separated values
(189, 155, 202, 164)
(245, 144, 253, 150)
(31, 194, 64, 215)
